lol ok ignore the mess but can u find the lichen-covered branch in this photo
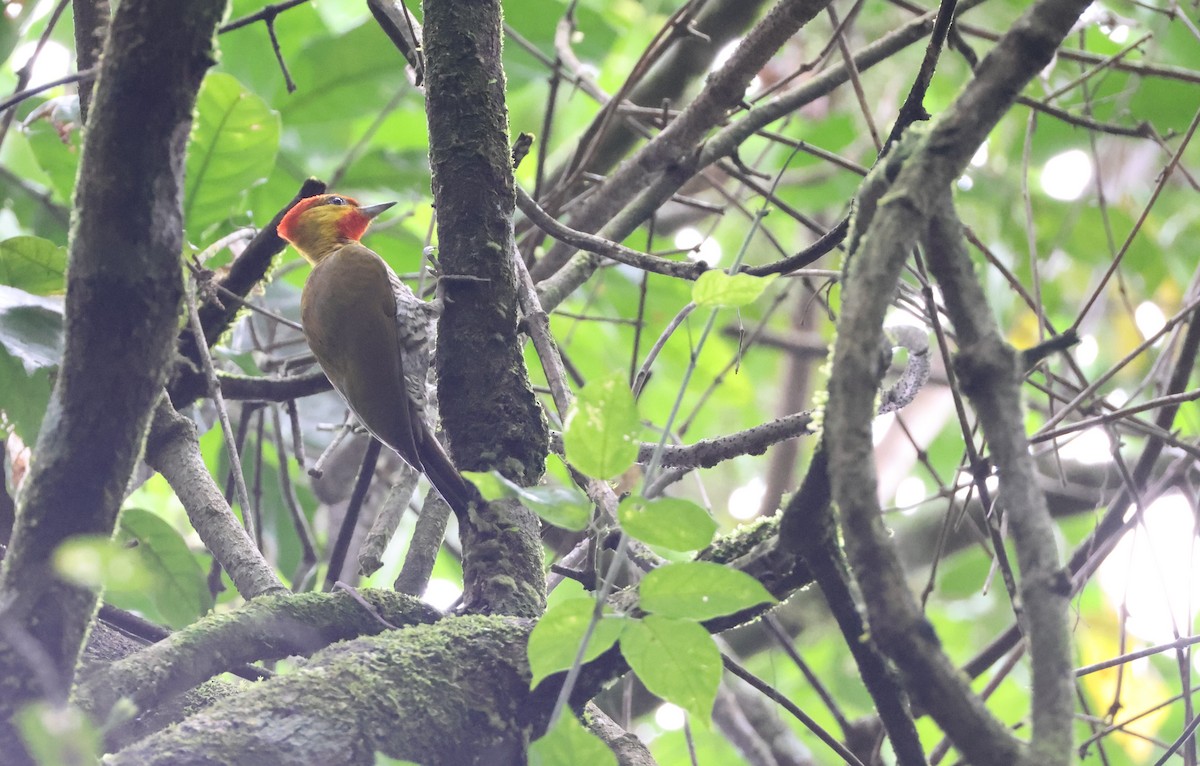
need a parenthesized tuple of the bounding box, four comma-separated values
(105, 616, 535, 766)
(77, 590, 441, 726)
(96, 514, 814, 764)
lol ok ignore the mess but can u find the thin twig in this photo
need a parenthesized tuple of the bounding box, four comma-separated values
(517, 186, 708, 280)
(324, 439, 382, 591)
(219, 0, 310, 33)
(187, 276, 257, 542)
(271, 405, 317, 590)
(723, 654, 868, 766)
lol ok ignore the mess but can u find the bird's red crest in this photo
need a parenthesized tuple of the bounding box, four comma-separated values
(278, 194, 364, 244)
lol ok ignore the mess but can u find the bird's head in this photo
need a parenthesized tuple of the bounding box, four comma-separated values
(278, 193, 396, 264)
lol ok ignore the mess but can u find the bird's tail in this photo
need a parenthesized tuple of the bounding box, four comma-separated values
(416, 434, 480, 520)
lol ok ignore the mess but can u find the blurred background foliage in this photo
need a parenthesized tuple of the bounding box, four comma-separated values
(2, 0, 1199, 762)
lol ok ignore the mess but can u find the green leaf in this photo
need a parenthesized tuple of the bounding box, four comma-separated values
(562, 373, 639, 480)
(639, 561, 776, 621)
(184, 72, 281, 234)
(462, 470, 507, 501)
(15, 703, 100, 766)
(0, 350, 52, 443)
(0, 286, 63, 372)
(620, 615, 720, 723)
(0, 13, 18, 69)
(0, 285, 62, 440)
(115, 508, 213, 628)
(53, 535, 153, 592)
(529, 711, 617, 766)
(692, 270, 777, 308)
(464, 471, 592, 532)
(528, 598, 628, 688)
(0, 236, 67, 294)
(281, 24, 407, 125)
(23, 99, 82, 204)
(618, 496, 717, 552)
(515, 482, 592, 532)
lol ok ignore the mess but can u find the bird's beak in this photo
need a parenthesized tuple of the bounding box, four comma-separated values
(359, 201, 397, 220)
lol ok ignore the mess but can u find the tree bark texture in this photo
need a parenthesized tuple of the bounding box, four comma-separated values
(106, 616, 536, 766)
(0, 0, 224, 757)
(422, 0, 547, 619)
(422, 0, 548, 487)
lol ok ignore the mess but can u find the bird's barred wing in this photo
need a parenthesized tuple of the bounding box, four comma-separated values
(387, 266, 440, 426)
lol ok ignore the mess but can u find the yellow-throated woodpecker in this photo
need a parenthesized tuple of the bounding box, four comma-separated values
(278, 193, 475, 516)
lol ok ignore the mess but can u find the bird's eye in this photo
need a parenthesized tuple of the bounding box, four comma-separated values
(328, 196, 347, 206)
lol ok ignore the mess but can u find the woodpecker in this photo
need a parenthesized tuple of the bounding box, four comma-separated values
(278, 193, 476, 517)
